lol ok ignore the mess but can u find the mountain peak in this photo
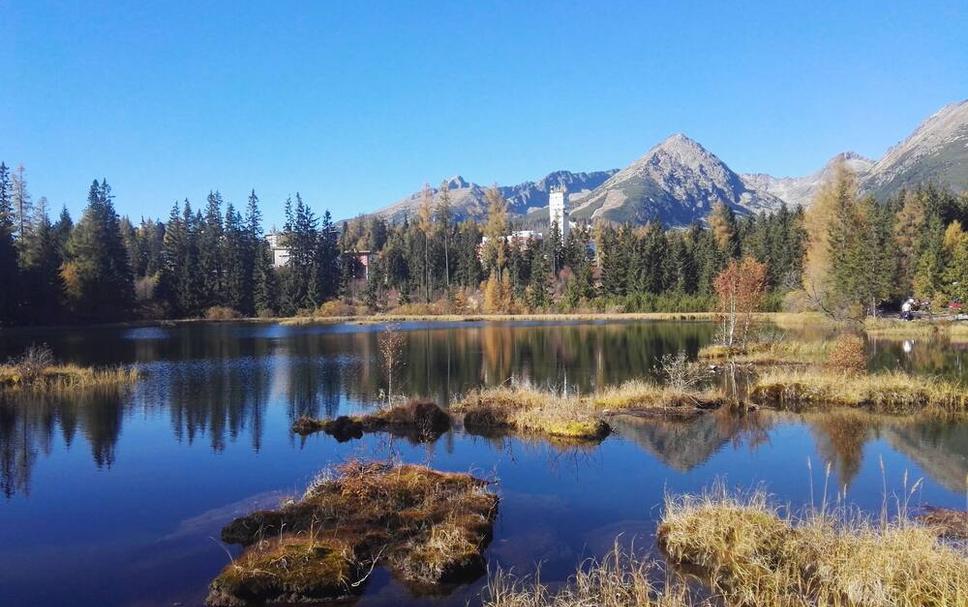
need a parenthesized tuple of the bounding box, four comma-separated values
(444, 175, 470, 189)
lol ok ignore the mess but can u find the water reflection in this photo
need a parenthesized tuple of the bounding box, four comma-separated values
(0, 321, 717, 496)
(610, 409, 772, 471)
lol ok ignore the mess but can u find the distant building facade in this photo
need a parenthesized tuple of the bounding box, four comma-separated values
(266, 231, 291, 268)
(549, 186, 569, 240)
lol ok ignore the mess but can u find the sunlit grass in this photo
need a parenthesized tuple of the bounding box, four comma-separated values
(750, 368, 968, 414)
(591, 379, 722, 410)
(453, 386, 610, 441)
(209, 460, 497, 606)
(0, 363, 140, 393)
(484, 542, 697, 607)
(658, 487, 968, 607)
(698, 339, 832, 365)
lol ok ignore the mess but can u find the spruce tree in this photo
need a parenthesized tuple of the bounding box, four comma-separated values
(222, 204, 246, 312)
(62, 180, 135, 320)
(0, 163, 19, 324)
(198, 191, 225, 308)
(20, 197, 65, 323)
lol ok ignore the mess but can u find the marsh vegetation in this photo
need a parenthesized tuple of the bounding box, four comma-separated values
(208, 460, 498, 606)
(0, 343, 139, 393)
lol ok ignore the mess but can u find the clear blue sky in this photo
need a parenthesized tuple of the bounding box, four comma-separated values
(2, 1, 966, 227)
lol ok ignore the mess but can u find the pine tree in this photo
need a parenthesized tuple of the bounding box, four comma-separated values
(802, 161, 857, 314)
(222, 204, 246, 312)
(0, 163, 19, 324)
(10, 164, 33, 251)
(893, 191, 928, 295)
(318, 209, 339, 301)
(52, 206, 73, 258)
(436, 180, 452, 289)
(62, 180, 135, 320)
(943, 221, 968, 304)
(913, 216, 946, 301)
(20, 197, 65, 323)
(198, 191, 225, 308)
(828, 195, 895, 316)
(241, 190, 263, 315)
(253, 240, 278, 316)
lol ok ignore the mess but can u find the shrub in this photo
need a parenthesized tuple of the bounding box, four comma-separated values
(314, 300, 357, 317)
(204, 306, 241, 320)
(13, 344, 55, 385)
(827, 333, 867, 374)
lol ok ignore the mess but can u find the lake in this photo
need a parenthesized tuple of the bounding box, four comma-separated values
(1, 320, 966, 606)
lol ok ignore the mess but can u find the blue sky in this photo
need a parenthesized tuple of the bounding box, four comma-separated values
(2, 1, 966, 227)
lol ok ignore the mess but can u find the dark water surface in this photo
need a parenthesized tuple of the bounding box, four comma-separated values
(1, 320, 966, 607)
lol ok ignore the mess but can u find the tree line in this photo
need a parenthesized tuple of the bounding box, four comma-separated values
(1, 160, 966, 327)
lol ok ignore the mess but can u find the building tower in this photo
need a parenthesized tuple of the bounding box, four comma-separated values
(549, 186, 569, 240)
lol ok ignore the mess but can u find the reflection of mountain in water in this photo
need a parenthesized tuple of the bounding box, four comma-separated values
(610, 410, 772, 471)
(883, 421, 968, 494)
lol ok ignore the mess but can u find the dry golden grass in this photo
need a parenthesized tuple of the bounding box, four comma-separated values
(591, 379, 723, 410)
(698, 340, 831, 365)
(750, 368, 968, 414)
(0, 363, 140, 393)
(453, 386, 610, 442)
(208, 460, 498, 606)
(484, 543, 699, 607)
(862, 317, 968, 340)
(659, 488, 968, 607)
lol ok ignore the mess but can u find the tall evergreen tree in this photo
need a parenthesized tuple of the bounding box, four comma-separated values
(20, 197, 65, 323)
(0, 163, 19, 324)
(62, 180, 135, 320)
(198, 191, 225, 308)
(10, 164, 32, 251)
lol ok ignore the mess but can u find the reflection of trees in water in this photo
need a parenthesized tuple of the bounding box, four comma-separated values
(610, 410, 773, 471)
(0, 322, 718, 495)
(868, 337, 968, 384)
(805, 410, 877, 489)
(882, 419, 968, 495)
(0, 392, 123, 497)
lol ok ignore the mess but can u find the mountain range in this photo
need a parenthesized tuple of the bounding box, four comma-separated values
(364, 99, 968, 227)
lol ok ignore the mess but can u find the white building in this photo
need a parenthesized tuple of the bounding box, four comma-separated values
(266, 231, 291, 268)
(549, 186, 569, 240)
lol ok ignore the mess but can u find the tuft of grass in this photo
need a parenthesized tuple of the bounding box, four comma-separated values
(453, 386, 610, 442)
(698, 339, 832, 366)
(659, 487, 968, 607)
(208, 460, 498, 606)
(750, 368, 968, 414)
(483, 542, 698, 607)
(292, 399, 450, 443)
(0, 362, 140, 393)
(591, 379, 723, 411)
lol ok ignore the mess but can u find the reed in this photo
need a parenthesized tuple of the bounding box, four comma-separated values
(483, 542, 698, 607)
(0, 363, 139, 393)
(659, 487, 968, 607)
(453, 386, 610, 441)
(750, 368, 968, 414)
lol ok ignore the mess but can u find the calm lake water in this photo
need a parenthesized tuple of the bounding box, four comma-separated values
(1, 320, 967, 607)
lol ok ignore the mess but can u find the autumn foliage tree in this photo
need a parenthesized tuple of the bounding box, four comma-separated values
(713, 256, 768, 348)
